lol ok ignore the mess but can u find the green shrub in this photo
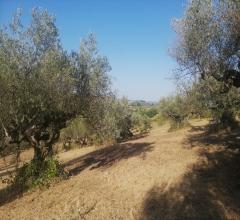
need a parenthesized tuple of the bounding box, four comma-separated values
(159, 96, 190, 131)
(141, 117, 152, 133)
(131, 110, 152, 134)
(153, 113, 167, 126)
(145, 107, 158, 118)
(14, 158, 66, 189)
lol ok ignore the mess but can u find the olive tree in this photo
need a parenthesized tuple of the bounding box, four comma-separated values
(159, 95, 190, 130)
(0, 8, 70, 162)
(0, 9, 112, 164)
(89, 97, 133, 143)
(172, 0, 240, 125)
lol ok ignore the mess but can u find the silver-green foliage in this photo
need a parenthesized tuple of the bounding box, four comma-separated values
(159, 96, 190, 130)
(0, 8, 112, 161)
(131, 108, 152, 133)
(172, 0, 240, 126)
(89, 97, 133, 143)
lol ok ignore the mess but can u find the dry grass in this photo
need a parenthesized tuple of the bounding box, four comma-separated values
(0, 119, 239, 220)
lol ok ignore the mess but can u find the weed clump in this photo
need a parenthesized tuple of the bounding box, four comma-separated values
(14, 158, 67, 189)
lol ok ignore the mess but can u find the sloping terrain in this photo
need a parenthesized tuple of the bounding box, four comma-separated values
(0, 120, 239, 220)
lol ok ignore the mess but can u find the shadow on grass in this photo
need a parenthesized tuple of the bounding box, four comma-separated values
(187, 124, 240, 149)
(0, 138, 154, 207)
(0, 183, 26, 207)
(64, 141, 154, 176)
(140, 124, 240, 220)
(126, 132, 149, 142)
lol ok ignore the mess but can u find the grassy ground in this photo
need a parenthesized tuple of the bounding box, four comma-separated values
(0, 119, 239, 220)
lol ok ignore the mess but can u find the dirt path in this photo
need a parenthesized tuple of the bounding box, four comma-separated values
(0, 120, 239, 220)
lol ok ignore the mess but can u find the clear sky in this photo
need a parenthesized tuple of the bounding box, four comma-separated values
(0, 0, 186, 101)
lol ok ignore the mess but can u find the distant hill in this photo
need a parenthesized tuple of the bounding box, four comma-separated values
(128, 100, 157, 107)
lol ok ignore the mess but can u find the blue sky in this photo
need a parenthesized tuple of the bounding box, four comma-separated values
(0, 0, 186, 101)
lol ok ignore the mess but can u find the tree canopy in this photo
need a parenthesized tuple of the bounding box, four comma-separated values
(171, 0, 240, 126)
(172, 0, 240, 87)
(0, 8, 112, 161)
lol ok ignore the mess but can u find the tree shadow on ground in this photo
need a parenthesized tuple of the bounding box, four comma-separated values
(0, 138, 153, 207)
(0, 184, 25, 206)
(140, 125, 240, 220)
(126, 133, 149, 142)
(187, 124, 240, 149)
(64, 141, 154, 176)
